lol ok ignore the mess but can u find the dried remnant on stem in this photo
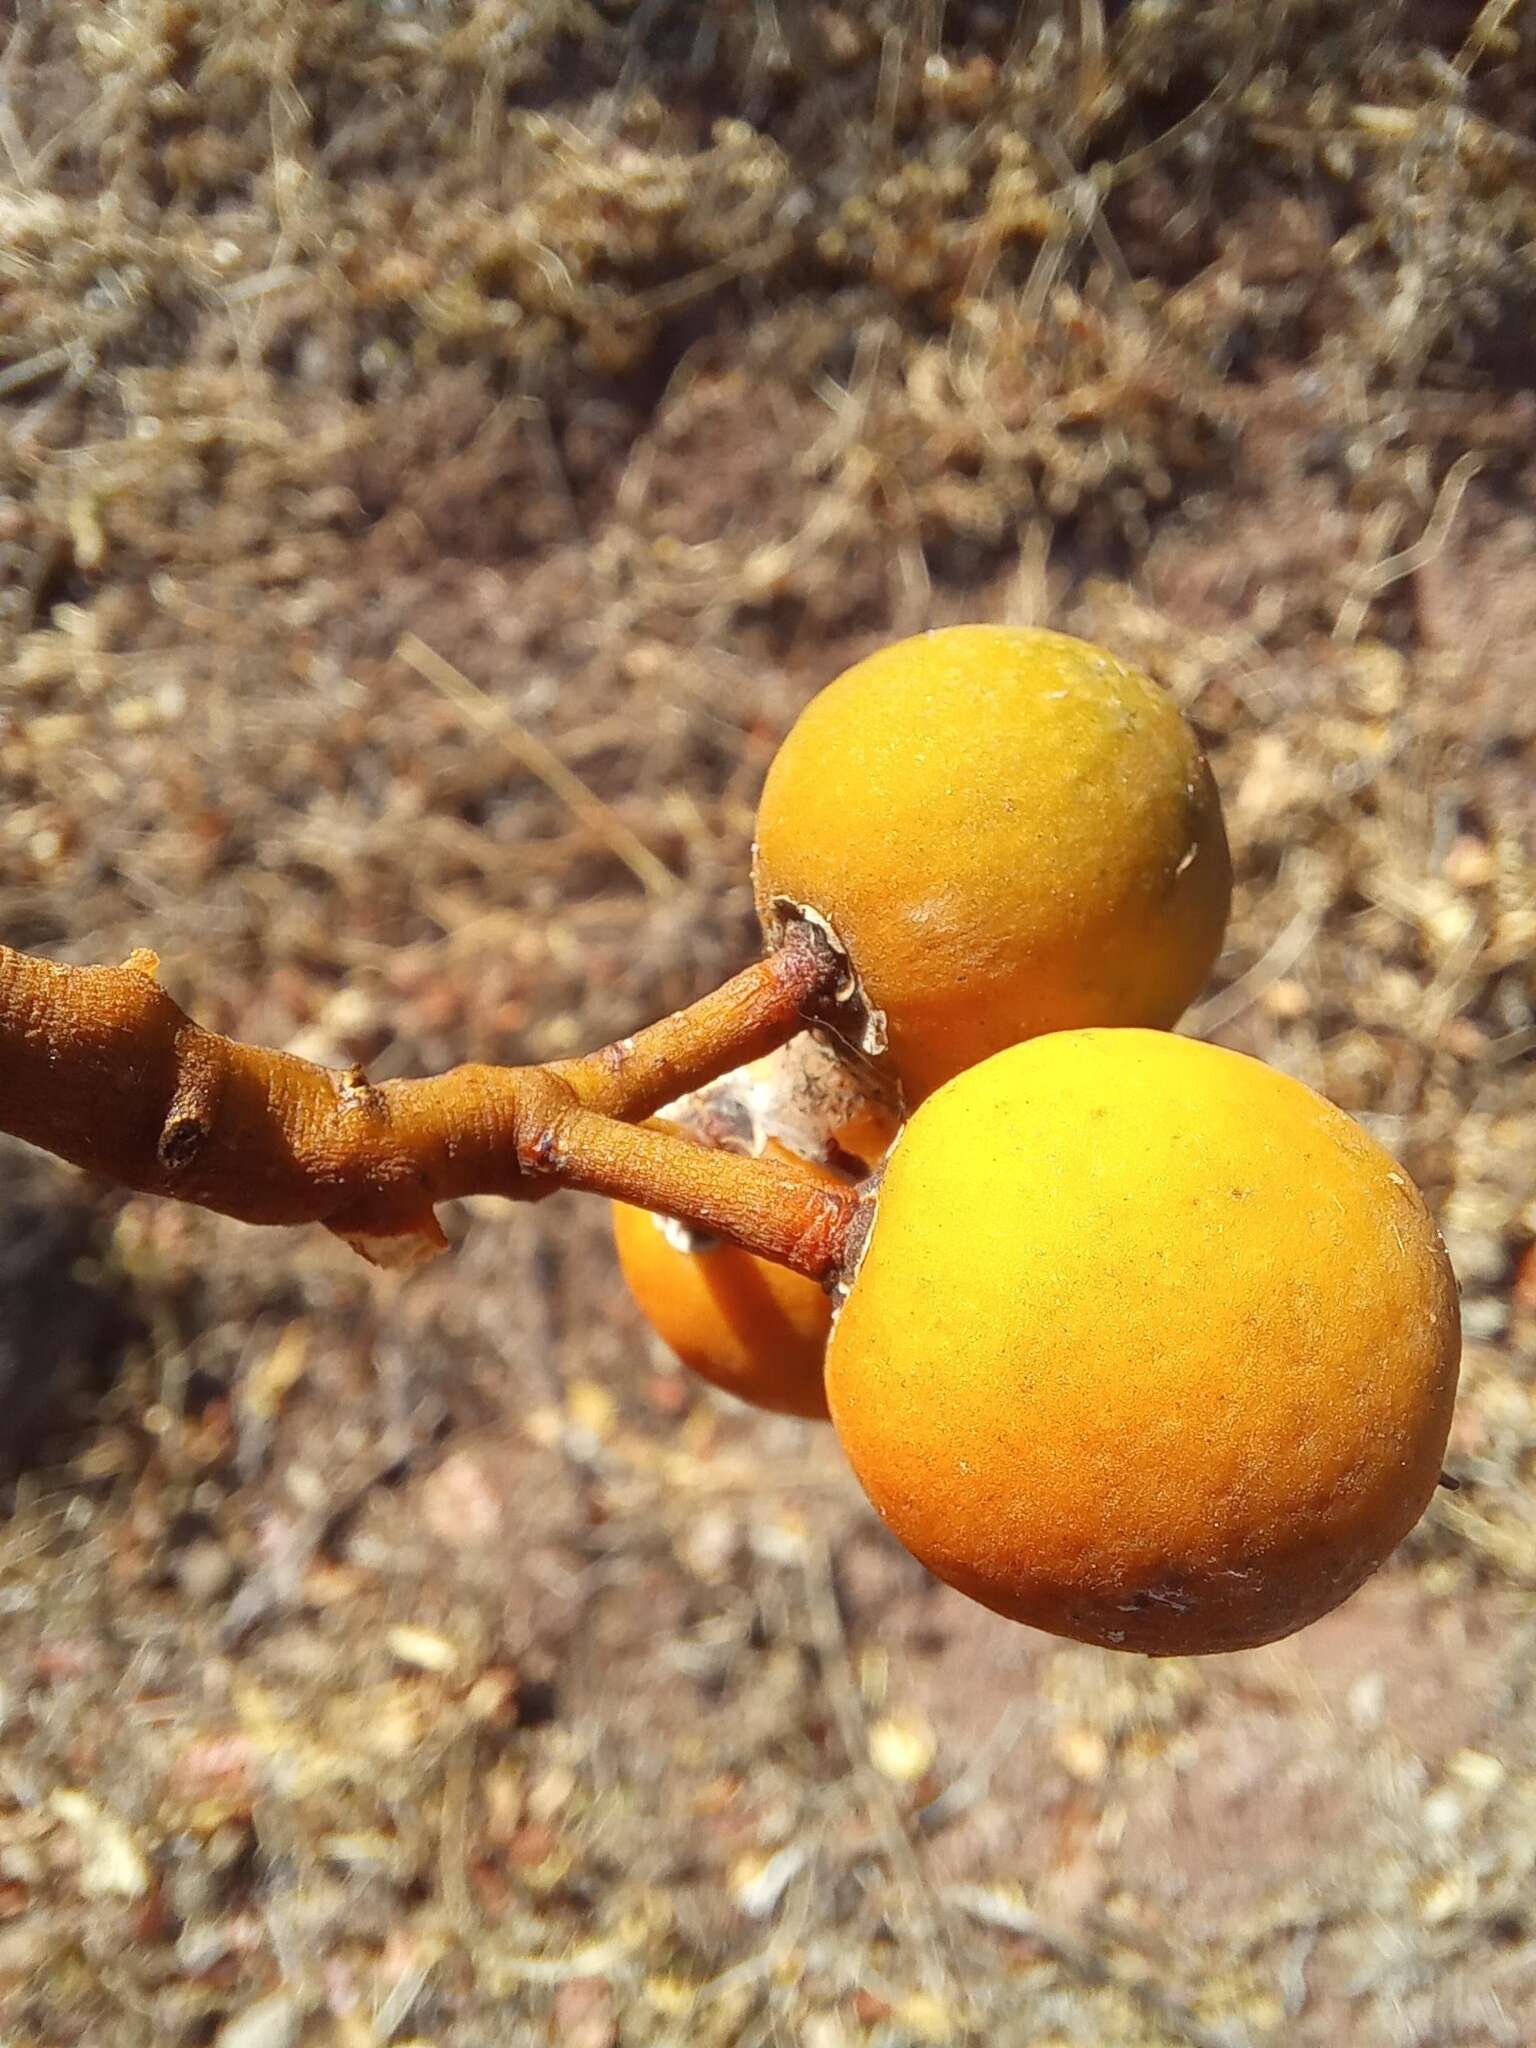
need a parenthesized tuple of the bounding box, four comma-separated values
(0, 940, 860, 1278)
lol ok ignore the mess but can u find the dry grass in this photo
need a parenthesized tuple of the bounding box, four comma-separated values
(2, 3, 1535, 2042)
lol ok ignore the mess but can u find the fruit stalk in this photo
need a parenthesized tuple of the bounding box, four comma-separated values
(548, 919, 839, 1120)
(548, 1100, 859, 1283)
(0, 940, 858, 1274)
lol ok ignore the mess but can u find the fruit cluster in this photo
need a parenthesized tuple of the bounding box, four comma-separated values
(612, 627, 1460, 1655)
(0, 626, 1459, 1657)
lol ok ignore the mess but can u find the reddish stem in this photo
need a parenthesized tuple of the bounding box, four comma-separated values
(538, 1100, 860, 1283)
(550, 921, 838, 1120)
(0, 940, 861, 1277)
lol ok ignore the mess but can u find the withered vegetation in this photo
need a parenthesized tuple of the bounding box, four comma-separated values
(1, 3, 1534, 2043)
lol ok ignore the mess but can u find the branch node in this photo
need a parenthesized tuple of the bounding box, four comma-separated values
(156, 1033, 224, 1175)
(157, 1114, 210, 1172)
(337, 1064, 389, 1121)
(520, 1127, 568, 1177)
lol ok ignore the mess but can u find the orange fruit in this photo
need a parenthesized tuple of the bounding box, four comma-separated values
(610, 1047, 893, 1420)
(826, 1030, 1460, 1653)
(754, 625, 1231, 1104)
(611, 1195, 834, 1419)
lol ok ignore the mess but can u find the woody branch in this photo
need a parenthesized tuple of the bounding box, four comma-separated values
(0, 940, 857, 1280)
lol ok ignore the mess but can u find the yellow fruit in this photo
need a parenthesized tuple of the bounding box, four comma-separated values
(611, 1196, 833, 1419)
(754, 625, 1231, 1104)
(825, 1031, 1460, 1654)
(609, 1049, 894, 1421)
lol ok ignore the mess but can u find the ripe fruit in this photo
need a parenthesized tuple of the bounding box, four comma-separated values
(825, 1030, 1460, 1654)
(754, 625, 1231, 1104)
(612, 1197, 835, 1419)
(610, 1047, 896, 1421)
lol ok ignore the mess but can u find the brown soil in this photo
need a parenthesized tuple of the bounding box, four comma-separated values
(2, 5, 1534, 2043)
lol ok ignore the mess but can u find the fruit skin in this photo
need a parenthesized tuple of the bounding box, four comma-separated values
(825, 1030, 1460, 1655)
(611, 1197, 833, 1419)
(754, 625, 1231, 1104)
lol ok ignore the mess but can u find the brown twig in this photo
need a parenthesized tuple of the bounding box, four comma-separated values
(540, 1097, 856, 1282)
(549, 920, 841, 1120)
(0, 941, 860, 1279)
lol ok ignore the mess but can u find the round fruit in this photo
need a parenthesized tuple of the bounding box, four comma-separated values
(609, 1046, 894, 1421)
(825, 1030, 1460, 1654)
(754, 625, 1231, 1104)
(611, 1197, 833, 1419)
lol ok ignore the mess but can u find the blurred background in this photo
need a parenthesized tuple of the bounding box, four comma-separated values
(1, 3, 1534, 2042)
